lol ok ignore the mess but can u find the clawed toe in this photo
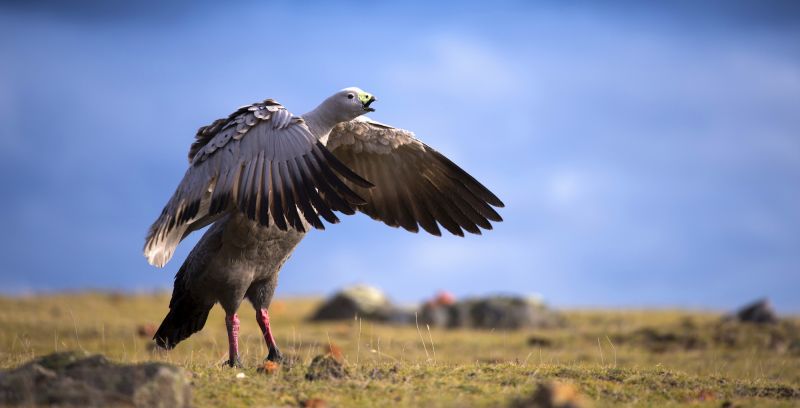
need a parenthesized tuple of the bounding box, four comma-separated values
(224, 356, 244, 368)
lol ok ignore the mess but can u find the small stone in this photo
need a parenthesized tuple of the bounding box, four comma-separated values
(136, 323, 157, 338)
(527, 336, 553, 347)
(301, 398, 329, 408)
(324, 342, 344, 362)
(509, 381, 587, 408)
(696, 389, 716, 402)
(257, 361, 280, 375)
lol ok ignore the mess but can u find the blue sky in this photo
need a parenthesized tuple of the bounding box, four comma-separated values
(1, 1, 799, 311)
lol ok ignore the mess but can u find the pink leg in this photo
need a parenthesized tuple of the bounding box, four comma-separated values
(256, 308, 282, 361)
(225, 313, 241, 366)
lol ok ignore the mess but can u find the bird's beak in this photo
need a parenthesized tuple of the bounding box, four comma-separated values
(359, 93, 377, 112)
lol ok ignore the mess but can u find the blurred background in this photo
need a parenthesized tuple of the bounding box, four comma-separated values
(1, 1, 798, 311)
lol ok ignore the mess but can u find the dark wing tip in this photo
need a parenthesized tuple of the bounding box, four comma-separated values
(429, 147, 504, 209)
(401, 223, 420, 234)
(419, 221, 442, 236)
(488, 197, 505, 208)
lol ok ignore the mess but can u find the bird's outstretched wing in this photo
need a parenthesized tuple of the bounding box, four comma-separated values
(327, 117, 504, 236)
(144, 99, 372, 267)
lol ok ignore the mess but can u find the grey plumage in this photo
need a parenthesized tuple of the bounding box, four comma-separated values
(144, 99, 372, 268)
(153, 212, 304, 353)
(146, 87, 504, 366)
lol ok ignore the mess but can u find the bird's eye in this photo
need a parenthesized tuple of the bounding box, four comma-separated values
(347, 94, 354, 99)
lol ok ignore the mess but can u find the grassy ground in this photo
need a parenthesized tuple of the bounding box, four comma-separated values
(0, 293, 798, 407)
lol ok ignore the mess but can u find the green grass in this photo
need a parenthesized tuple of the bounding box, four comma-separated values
(1, 293, 798, 407)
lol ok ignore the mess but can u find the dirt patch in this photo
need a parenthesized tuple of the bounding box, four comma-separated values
(713, 320, 800, 353)
(368, 365, 399, 381)
(613, 319, 800, 354)
(734, 383, 800, 400)
(623, 327, 707, 353)
(305, 355, 348, 381)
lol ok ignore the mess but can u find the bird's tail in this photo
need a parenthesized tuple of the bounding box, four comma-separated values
(154, 295, 213, 349)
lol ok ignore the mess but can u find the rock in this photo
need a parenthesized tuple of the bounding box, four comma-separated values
(310, 285, 396, 321)
(305, 354, 348, 381)
(432, 290, 456, 306)
(733, 299, 779, 324)
(0, 351, 191, 408)
(309, 287, 562, 330)
(301, 398, 329, 408)
(324, 342, 344, 362)
(256, 361, 280, 375)
(423, 295, 564, 330)
(527, 335, 553, 347)
(695, 389, 717, 402)
(418, 291, 458, 327)
(136, 323, 157, 338)
(420, 302, 451, 327)
(509, 381, 588, 408)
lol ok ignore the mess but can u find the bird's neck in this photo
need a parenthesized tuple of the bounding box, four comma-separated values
(302, 103, 341, 144)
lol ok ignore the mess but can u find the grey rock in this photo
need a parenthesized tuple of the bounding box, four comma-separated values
(734, 299, 779, 324)
(309, 287, 562, 330)
(419, 302, 451, 327)
(0, 351, 191, 408)
(422, 295, 563, 330)
(310, 285, 399, 322)
(509, 381, 587, 408)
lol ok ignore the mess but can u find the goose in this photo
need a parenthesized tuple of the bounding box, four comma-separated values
(144, 87, 504, 367)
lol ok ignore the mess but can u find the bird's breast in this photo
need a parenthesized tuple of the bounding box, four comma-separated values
(221, 213, 308, 264)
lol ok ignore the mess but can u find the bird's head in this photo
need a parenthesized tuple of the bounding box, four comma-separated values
(324, 87, 377, 122)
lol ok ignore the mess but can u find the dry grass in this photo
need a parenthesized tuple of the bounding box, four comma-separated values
(1, 292, 798, 407)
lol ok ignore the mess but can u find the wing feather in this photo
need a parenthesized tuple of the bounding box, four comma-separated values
(287, 159, 324, 229)
(295, 156, 340, 224)
(269, 159, 287, 231)
(327, 117, 504, 237)
(144, 100, 371, 267)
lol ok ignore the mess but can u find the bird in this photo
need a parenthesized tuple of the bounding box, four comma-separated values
(144, 87, 504, 367)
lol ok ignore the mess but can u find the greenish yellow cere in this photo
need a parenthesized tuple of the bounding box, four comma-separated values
(0, 293, 798, 407)
(358, 92, 373, 104)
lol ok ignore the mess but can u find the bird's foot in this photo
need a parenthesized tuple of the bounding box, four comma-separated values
(266, 347, 284, 363)
(224, 356, 244, 368)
